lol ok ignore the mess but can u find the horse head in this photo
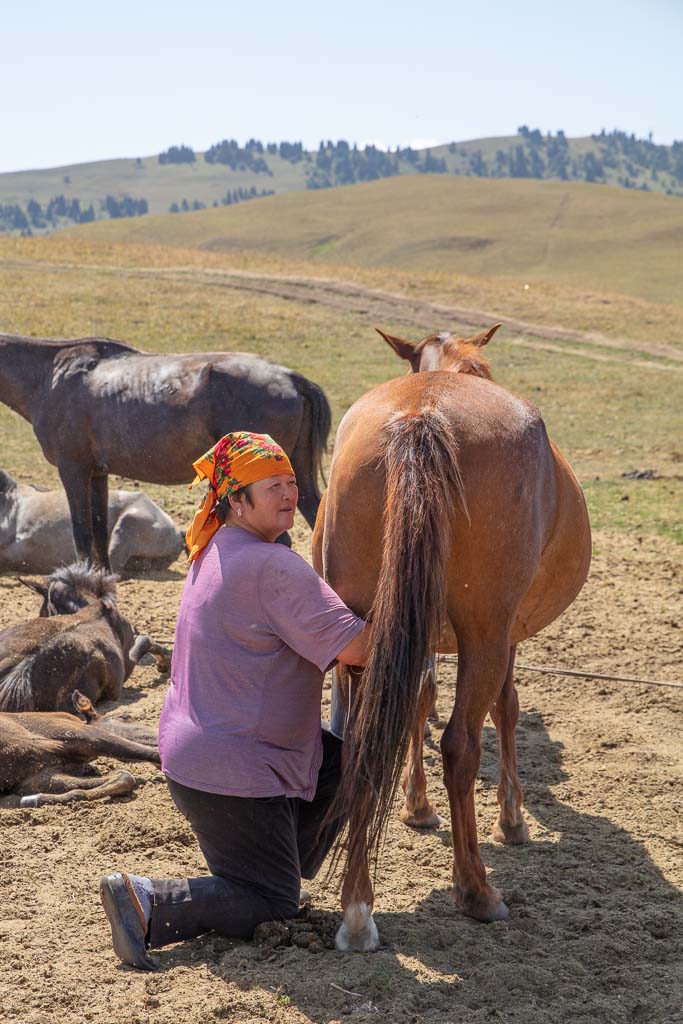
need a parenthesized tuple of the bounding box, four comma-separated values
(19, 560, 119, 617)
(375, 323, 501, 378)
(0, 469, 17, 494)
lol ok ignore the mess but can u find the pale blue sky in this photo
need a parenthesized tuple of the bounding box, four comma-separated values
(2, 0, 680, 173)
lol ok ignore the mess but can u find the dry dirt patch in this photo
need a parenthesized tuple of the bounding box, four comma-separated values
(0, 529, 681, 1024)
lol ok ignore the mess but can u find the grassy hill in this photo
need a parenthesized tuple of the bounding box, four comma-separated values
(0, 151, 305, 214)
(1, 231, 681, 541)
(1, 130, 681, 235)
(69, 175, 683, 307)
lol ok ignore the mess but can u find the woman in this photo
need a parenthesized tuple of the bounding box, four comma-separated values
(100, 431, 369, 970)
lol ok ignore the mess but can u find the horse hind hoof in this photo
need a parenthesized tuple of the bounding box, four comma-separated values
(490, 818, 530, 845)
(335, 902, 380, 952)
(400, 805, 445, 830)
(454, 884, 509, 923)
(20, 795, 40, 808)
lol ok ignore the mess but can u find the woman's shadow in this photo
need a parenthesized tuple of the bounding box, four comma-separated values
(146, 709, 683, 1023)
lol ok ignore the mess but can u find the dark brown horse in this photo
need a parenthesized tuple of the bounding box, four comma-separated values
(0, 334, 331, 568)
(313, 329, 590, 951)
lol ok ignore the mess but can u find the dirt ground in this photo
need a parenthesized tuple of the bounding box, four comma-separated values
(0, 526, 681, 1024)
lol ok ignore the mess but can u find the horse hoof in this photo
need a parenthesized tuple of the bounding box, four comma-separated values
(490, 818, 530, 845)
(20, 794, 40, 808)
(454, 884, 509, 923)
(335, 902, 380, 952)
(400, 805, 445, 830)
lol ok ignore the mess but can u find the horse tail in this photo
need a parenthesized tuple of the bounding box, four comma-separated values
(0, 659, 36, 712)
(290, 372, 332, 494)
(333, 406, 466, 870)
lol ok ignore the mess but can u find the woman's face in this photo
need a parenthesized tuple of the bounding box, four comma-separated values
(233, 473, 298, 542)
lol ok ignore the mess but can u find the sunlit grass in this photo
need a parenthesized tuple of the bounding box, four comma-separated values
(0, 235, 681, 544)
(61, 175, 683, 309)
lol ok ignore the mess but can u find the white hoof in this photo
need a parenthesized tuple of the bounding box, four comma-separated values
(334, 902, 380, 952)
(20, 794, 40, 808)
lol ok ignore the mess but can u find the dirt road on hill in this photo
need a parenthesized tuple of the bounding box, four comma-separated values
(4, 257, 682, 369)
(1, 526, 681, 1024)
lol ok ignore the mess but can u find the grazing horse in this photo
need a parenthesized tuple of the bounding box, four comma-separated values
(0, 334, 331, 568)
(312, 340, 590, 951)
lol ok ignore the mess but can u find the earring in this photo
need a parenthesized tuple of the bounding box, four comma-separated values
(237, 507, 242, 518)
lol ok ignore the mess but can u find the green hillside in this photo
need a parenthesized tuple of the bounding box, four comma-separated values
(70, 175, 683, 306)
(1, 129, 682, 235)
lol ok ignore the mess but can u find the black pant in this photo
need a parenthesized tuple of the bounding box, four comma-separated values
(148, 729, 344, 948)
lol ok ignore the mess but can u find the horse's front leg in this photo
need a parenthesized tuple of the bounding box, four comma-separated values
(441, 635, 511, 922)
(335, 816, 379, 952)
(91, 471, 111, 571)
(58, 460, 95, 562)
(400, 664, 445, 828)
(490, 645, 530, 845)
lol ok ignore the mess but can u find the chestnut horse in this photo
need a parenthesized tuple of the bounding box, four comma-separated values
(312, 325, 590, 951)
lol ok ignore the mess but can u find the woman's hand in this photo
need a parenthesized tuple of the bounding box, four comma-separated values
(335, 623, 371, 667)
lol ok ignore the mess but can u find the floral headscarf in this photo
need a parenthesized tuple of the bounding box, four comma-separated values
(185, 431, 294, 560)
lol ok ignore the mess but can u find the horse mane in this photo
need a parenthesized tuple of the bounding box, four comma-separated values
(443, 340, 493, 379)
(0, 469, 16, 493)
(64, 337, 140, 356)
(327, 406, 466, 875)
(0, 333, 140, 354)
(47, 561, 119, 608)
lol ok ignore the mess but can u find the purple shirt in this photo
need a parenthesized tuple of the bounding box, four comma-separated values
(159, 527, 364, 800)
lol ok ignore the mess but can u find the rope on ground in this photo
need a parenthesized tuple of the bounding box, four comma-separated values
(151, 643, 682, 689)
(438, 655, 682, 690)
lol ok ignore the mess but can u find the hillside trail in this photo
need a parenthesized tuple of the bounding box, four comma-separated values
(4, 256, 682, 370)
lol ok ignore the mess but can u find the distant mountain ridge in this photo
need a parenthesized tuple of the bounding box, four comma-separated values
(1, 127, 682, 235)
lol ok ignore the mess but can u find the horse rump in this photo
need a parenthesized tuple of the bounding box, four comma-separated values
(329, 406, 465, 869)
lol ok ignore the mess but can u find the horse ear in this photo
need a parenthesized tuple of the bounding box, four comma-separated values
(467, 323, 503, 348)
(375, 327, 417, 361)
(18, 576, 49, 600)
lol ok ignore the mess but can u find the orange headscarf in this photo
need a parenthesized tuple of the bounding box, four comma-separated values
(185, 431, 295, 561)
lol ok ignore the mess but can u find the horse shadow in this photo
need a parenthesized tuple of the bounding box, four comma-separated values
(119, 564, 186, 582)
(143, 709, 683, 1023)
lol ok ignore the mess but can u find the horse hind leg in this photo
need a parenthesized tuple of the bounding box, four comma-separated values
(333, 684, 380, 953)
(289, 437, 321, 530)
(400, 664, 445, 829)
(335, 818, 380, 953)
(489, 645, 529, 845)
(421, 658, 439, 739)
(18, 769, 136, 807)
(441, 634, 512, 922)
(129, 635, 172, 674)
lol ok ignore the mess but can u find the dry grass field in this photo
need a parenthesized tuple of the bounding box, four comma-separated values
(1, 231, 681, 541)
(67, 176, 683, 307)
(0, 208, 681, 1024)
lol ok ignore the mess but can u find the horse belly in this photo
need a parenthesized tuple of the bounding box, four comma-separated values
(82, 358, 215, 482)
(94, 404, 215, 483)
(512, 452, 591, 641)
